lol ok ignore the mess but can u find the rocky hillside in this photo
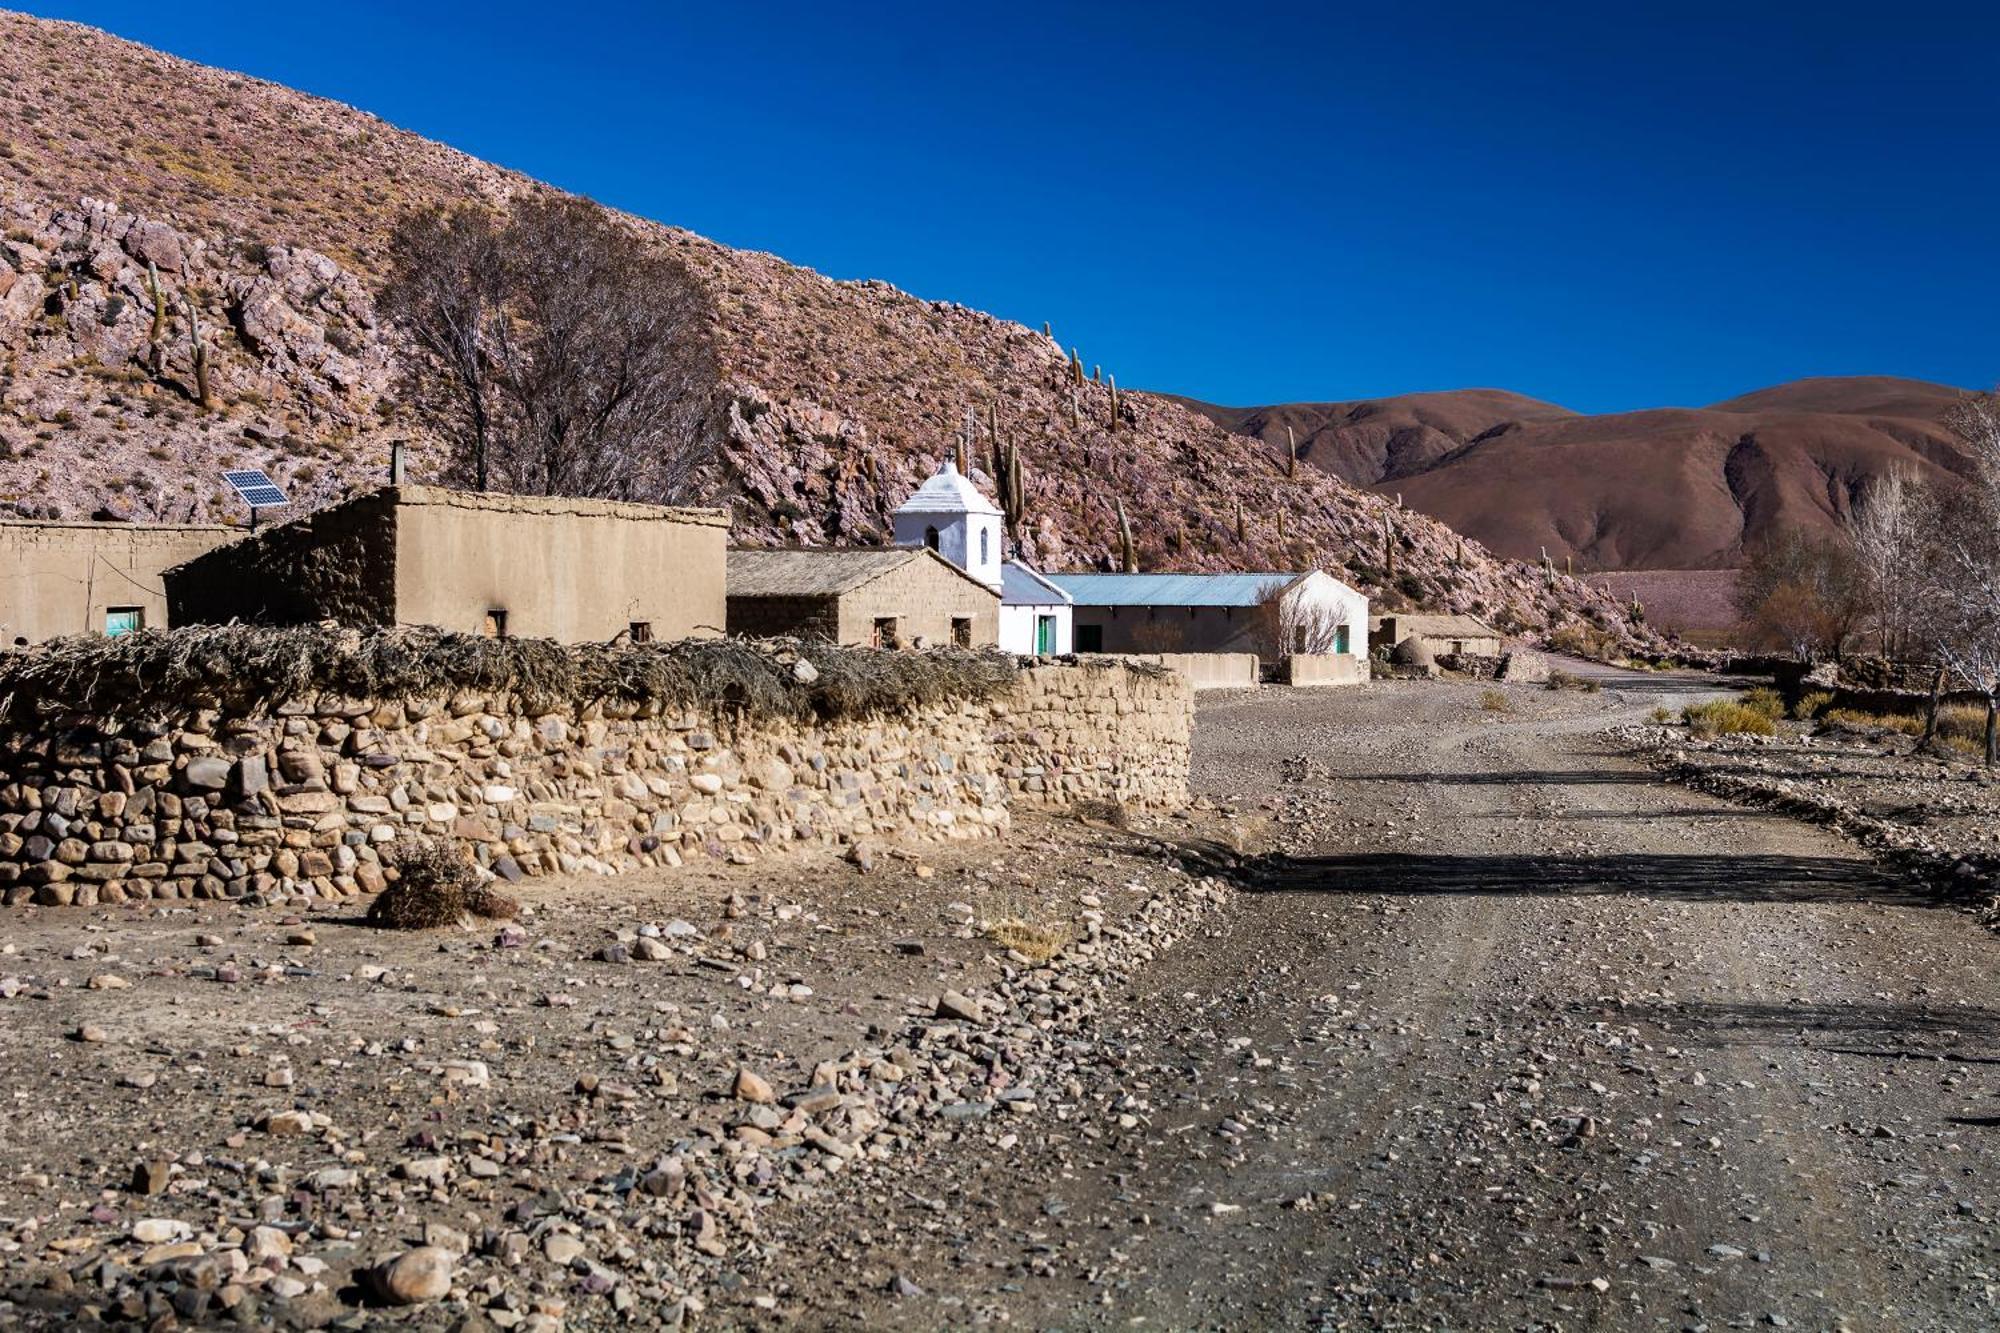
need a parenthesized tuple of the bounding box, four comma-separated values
(0, 10, 1645, 641)
(1182, 378, 1976, 570)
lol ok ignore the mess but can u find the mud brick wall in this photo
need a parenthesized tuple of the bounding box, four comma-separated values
(0, 661, 1190, 907)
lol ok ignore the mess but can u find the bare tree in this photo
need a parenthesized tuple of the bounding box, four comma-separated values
(1733, 530, 1865, 662)
(1256, 577, 1346, 657)
(380, 196, 717, 503)
(1909, 391, 2000, 763)
(1845, 465, 1921, 660)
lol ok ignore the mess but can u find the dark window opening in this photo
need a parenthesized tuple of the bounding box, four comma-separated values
(1076, 624, 1104, 653)
(873, 617, 900, 649)
(951, 617, 972, 648)
(629, 621, 653, 643)
(483, 609, 509, 639)
(924, 525, 940, 551)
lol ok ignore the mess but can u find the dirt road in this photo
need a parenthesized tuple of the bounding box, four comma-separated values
(762, 672, 2000, 1330)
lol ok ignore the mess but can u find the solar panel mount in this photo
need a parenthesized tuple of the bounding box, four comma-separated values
(222, 469, 289, 509)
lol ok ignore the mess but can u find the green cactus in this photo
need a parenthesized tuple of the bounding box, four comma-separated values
(1070, 348, 1084, 386)
(1108, 374, 1120, 432)
(1286, 426, 1298, 479)
(145, 262, 169, 374)
(1116, 497, 1137, 573)
(1383, 512, 1396, 581)
(1235, 499, 1246, 543)
(183, 293, 214, 410)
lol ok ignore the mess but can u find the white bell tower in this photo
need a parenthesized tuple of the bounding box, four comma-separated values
(892, 459, 1004, 591)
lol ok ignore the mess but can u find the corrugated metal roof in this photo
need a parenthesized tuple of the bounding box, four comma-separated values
(726, 548, 921, 598)
(1000, 562, 1072, 606)
(1045, 572, 1306, 608)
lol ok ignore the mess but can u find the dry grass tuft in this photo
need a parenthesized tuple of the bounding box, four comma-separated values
(0, 625, 1021, 724)
(367, 836, 516, 930)
(1479, 689, 1510, 712)
(985, 917, 1070, 965)
(1547, 670, 1601, 694)
(1683, 699, 1778, 738)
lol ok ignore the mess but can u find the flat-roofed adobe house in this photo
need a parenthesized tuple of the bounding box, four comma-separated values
(1, 518, 236, 646)
(725, 547, 1000, 648)
(1048, 570, 1368, 659)
(890, 460, 1071, 656)
(165, 485, 729, 643)
(1371, 612, 1503, 659)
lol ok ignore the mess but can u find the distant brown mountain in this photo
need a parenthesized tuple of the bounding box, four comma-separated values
(1178, 376, 1978, 570)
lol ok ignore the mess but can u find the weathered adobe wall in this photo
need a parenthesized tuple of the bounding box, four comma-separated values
(0, 661, 1189, 907)
(832, 562, 999, 648)
(725, 594, 841, 642)
(0, 520, 237, 644)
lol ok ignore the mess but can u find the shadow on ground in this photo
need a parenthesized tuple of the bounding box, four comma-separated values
(1231, 850, 1933, 907)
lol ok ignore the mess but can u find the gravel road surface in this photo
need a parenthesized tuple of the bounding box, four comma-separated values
(763, 670, 2000, 1331)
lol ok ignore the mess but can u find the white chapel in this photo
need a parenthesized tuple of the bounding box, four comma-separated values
(892, 460, 1073, 656)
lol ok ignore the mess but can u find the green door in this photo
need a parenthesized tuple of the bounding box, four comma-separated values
(1334, 623, 1350, 654)
(1036, 614, 1057, 654)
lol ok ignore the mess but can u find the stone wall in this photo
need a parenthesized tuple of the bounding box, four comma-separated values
(0, 660, 1189, 907)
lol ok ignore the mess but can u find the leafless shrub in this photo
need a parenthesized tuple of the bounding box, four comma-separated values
(1732, 531, 1865, 663)
(368, 837, 487, 929)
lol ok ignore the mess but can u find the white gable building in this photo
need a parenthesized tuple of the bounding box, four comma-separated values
(893, 461, 1073, 656)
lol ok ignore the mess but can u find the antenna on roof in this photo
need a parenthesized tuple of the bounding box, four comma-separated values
(221, 469, 289, 531)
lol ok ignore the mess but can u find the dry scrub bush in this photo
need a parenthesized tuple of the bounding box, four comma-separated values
(1547, 670, 1601, 694)
(1479, 689, 1510, 712)
(367, 837, 516, 930)
(1793, 690, 1834, 721)
(1823, 704, 1986, 756)
(984, 917, 1071, 965)
(1682, 699, 1778, 738)
(1740, 687, 1786, 721)
(1548, 622, 1622, 662)
(0, 625, 1020, 723)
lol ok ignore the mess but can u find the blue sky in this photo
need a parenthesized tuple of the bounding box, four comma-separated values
(24, 1, 2000, 412)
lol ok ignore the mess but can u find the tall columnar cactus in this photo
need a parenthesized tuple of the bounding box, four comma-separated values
(1070, 348, 1084, 386)
(145, 262, 169, 374)
(1455, 536, 1466, 568)
(183, 293, 215, 410)
(1093, 364, 1102, 384)
(1107, 374, 1120, 432)
(1116, 497, 1137, 572)
(1564, 553, 1574, 578)
(1069, 389, 1081, 431)
(1276, 506, 1287, 540)
(1383, 513, 1396, 581)
(1286, 426, 1298, 479)
(993, 433, 1027, 536)
(1042, 320, 1052, 338)
(1235, 499, 1246, 542)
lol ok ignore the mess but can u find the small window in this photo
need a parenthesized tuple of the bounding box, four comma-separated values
(979, 526, 990, 564)
(482, 609, 509, 639)
(951, 617, 973, 648)
(924, 525, 940, 551)
(105, 607, 144, 638)
(1294, 626, 1308, 652)
(1075, 624, 1104, 653)
(629, 621, 653, 644)
(872, 617, 900, 650)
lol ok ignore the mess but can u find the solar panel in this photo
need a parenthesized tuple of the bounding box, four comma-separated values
(222, 469, 289, 509)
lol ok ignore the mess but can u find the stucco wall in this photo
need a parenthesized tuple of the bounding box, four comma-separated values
(999, 602, 1072, 655)
(1119, 652, 1263, 690)
(1, 521, 237, 644)
(394, 490, 726, 642)
(0, 661, 1190, 907)
(832, 561, 1000, 648)
(167, 487, 728, 644)
(1283, 653, 1369, 686)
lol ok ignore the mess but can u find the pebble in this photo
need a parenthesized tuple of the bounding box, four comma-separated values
(376, 1245, 454, 1305)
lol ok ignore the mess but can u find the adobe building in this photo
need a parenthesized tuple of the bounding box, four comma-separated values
(1048, 570, 1368, 659)
(1, 518, 236, 645)
(725, 547, 1000, 647)
(1371, 612, 1503, 659)
(167, 485, 728, 643)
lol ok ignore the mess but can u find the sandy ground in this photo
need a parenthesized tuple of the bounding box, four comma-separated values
(7, 669, 2000, 1331)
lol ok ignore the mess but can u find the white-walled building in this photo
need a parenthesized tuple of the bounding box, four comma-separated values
(1046, 570, 1368, 660)
(893, 461, 1074, 656)
(1000, 563, 1074, 655)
